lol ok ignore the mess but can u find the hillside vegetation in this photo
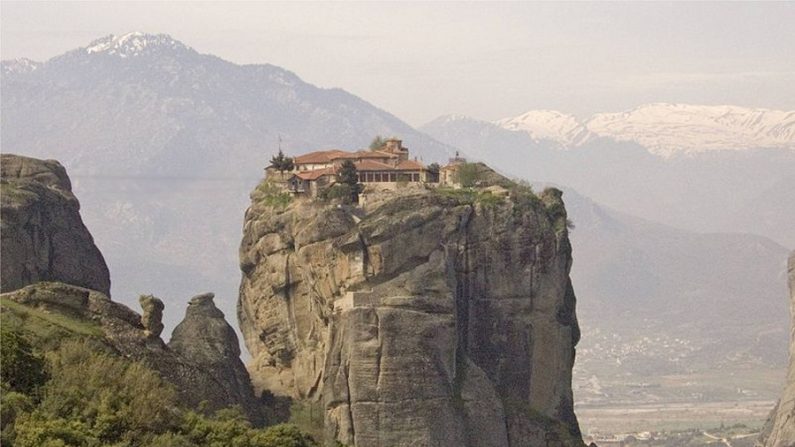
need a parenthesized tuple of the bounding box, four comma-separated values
(0, 298, 322, 447)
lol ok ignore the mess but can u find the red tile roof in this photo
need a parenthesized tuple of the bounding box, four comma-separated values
(294, 166, 336, 180)
(347, 150, 399, 160)
(294, 149, 399, 165)
(290, 147, 425, 182)
(293, 150, 348, 164)
(395, 159, 424, 171)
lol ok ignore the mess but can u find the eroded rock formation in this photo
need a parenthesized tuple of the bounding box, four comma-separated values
(239, 171, 584, 446)
(169, 292, 263, 425)
(759, 251, 795, 447)
(139, 294, 165, 337)
(1, 154, 110, 295)
(1, 283, 261, 421)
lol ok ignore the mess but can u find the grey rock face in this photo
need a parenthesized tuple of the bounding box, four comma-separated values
(169, 292, 263, 425)
(139, 294, 165, 337)
(1, 282, 252, 417)
(1, 154, 110, 295)
(239, 174, 584, 446)
(759, 251, 795, 447)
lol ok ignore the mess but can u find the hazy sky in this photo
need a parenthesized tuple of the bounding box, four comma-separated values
(2, 1, 794, 126)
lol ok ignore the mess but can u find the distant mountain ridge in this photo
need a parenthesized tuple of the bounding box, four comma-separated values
(466, 103, 795, 157)
(1, 31, 453, 176)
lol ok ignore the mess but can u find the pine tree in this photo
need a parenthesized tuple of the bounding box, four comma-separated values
(337, 160, 361, 203)
(270, 150, 294, 174)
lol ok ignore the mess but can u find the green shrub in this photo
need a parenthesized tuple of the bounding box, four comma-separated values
(368, 136, 386, 151)
(324, 184, 353, 203)
(323, 182, 363, 205)
(253, 182, 293, 208)
(434, 187, 505, 208)
(1, 327, 49, 395)
(179, 409, 318, 447)
(454, 163, 481, 187)
(288, 400, 324, 442)
(477, 191, 503, 207)
(434, 187, 478, 204)
(12, 411, 99, 447)
(1, 297, 104, 347)
(0, 331, 322, 447)
(148, 432, 196, 447)
(1, 391, 35, 444)
(179, 408, 255, 446)
(254, 423, 319, 447)
(39, 340, 180, 444)
(509, 181, 542, 220)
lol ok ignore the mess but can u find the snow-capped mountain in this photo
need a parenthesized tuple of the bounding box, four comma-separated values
(1, 57, 41, 75)
(496, 110, 591, 147)
(587, 103, 795, 156)
(83, 32, 190, 58)
(492, 103, 795, 156)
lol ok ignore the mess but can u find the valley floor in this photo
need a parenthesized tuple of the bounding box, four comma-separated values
(576, 399, 771, 444)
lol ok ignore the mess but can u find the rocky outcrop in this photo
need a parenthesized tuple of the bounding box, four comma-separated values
(169, 292, 263, 425)
(1, 154, 110, 295)
(239, 171, 584, 446)
(759, 251, 795, 447)
(139, 294, 165, 337)
(1, 283, 263, 423)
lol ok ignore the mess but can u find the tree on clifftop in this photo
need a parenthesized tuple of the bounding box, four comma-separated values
(455, 162, 481, 188)
(337, 160, 361, 203)
(270, 150, 294, 174)
(368, 136, 386, 151)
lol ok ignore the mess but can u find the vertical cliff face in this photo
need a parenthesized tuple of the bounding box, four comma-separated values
(0, 154, 110, 295)
(239, 174, 584, 446)
(759, 251, 795, 447)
